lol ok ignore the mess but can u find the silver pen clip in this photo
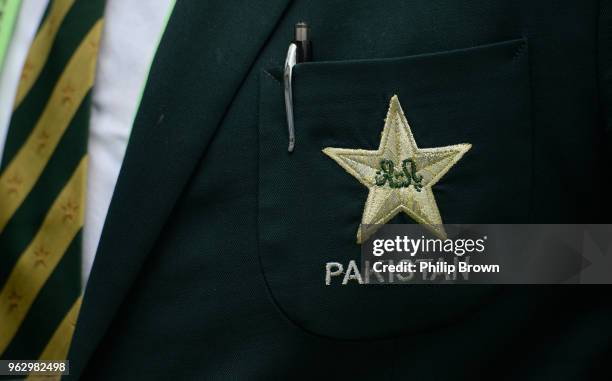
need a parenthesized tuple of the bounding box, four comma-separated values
(284, 22, 311, 153)
(284, 43, 297, 152)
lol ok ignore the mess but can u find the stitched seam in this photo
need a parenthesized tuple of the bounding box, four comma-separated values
(512, 38, 528, 62)
(262, 68, 281, 84)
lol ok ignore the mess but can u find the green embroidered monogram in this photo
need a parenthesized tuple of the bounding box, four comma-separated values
(375, 159, 423, 191)
(323, 95, 472, 243)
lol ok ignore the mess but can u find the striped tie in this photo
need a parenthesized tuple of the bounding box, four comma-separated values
(0, 0, 104, 364)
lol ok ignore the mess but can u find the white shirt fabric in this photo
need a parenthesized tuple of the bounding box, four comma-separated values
(0, 0, 175, 286)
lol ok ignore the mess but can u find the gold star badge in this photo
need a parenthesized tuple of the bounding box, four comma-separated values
(323, 95, 471, 243)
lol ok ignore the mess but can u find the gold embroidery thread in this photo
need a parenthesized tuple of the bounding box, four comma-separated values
(323, 95, 471, 243)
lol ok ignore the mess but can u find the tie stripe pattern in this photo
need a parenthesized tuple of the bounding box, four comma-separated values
(0, 0, 104, 362)
(13, 0, 76, 110)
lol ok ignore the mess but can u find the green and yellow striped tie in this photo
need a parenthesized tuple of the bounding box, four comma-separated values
(0, 0, 104, 363)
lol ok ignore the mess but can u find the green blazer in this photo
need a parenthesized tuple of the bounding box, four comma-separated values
(68, 0, 612, 379)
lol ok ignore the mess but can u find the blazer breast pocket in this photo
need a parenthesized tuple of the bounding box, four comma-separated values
(257, 38, 531, 339)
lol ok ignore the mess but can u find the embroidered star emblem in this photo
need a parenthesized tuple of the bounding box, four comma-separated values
(7, 288, 22, 313)
(323, 95, 471, 243)
(61, 83, 75, 106)
(61, 199, 79, 224)
(34, 246, 50, 268)
(6, 173, 23, 197)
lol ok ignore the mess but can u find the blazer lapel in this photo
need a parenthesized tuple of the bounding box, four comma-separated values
(68, 0, 291, 376)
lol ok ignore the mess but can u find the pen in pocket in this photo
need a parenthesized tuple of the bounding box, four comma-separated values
(284, 22, 312, 153)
